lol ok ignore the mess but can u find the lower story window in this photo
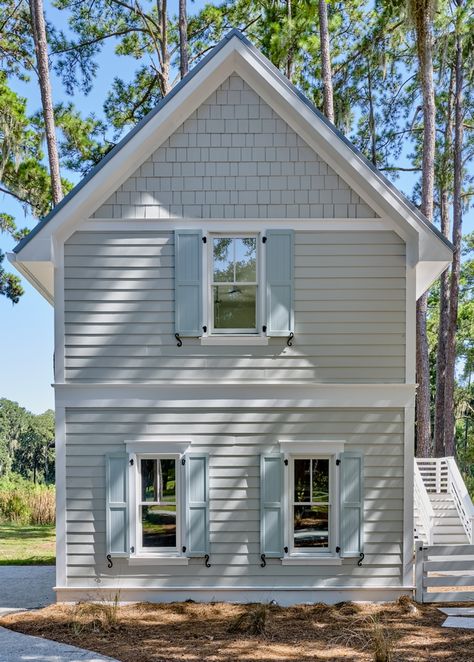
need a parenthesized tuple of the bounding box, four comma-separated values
(291, 457, 331, 551)
(138, 457, 179, 552)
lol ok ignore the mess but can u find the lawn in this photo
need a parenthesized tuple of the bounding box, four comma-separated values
(0, 523, 55, 565)
(3, 598, 474, 661)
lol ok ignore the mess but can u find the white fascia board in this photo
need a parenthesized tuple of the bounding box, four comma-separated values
(233, 42, 450, 266)
(7, 253, 54, 304)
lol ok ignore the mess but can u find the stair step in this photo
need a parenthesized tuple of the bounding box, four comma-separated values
(433, 535, 469, 544)
(433, 525, 467, 534)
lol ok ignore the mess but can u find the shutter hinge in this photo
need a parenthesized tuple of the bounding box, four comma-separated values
(336, 459, 341, 466)
(106, 554, 113, 569)
(284, 459, 288, 466)
(175, 333, 183, 347)
(130, 546, 135, 554)
(358, 552, 365, 567)
(287, 332, 294, 347)
(284, 546, 288, 554)
(129, 458, 134, 466)
(202, 236, 207, 243)
(262, 236, 267, 243)
(181, 457, 186, 466)
(182, 545, 187, 553)
(262, 325, 267, 333)
(260, 553, 266, 568)
(204, 554, 211, 568)
(202, 325, 207, 333)
(336, 546, 341, 554)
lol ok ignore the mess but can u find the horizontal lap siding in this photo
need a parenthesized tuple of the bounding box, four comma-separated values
(64, 230, 406, 383)
(65, 407, 404, 589)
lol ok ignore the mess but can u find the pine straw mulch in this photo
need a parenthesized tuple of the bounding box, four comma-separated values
(2, 597, 474, 662)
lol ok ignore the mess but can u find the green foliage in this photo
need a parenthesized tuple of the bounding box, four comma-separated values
(0, 399, 55, 484)
(0, 473, 55, 525)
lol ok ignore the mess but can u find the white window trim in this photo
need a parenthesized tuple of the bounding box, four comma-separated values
(280, 440, 344, 564)
(203, 231, 266, 339)
(126, 442, 190, 563)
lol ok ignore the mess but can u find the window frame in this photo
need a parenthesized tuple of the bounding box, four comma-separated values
(133, 453, 183, 558)
(283, 450, 340, 559)
(206, 232, 263, 336)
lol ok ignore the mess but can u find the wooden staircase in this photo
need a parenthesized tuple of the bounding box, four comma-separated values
(414, 457, 474, 603)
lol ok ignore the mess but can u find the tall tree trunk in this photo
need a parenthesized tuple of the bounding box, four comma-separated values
(159, 0, 170, 95)
(434, 66, 455, 457)
(29, 0, 62, 206)
(367, 57, 377, 166)
(414, 3, 436, 457)
(179, 0, 189, 78)
(318, 0, 335, 123)
(444, 6, 464, 457)
(286, 0, 293, 81)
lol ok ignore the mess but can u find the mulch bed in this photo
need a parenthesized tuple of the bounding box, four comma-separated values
(2, 598, 474, 661)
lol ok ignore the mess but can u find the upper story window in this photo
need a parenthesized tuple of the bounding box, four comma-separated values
(211, 235, 258, 334)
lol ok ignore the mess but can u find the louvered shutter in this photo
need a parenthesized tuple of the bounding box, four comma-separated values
(339, 451, 364, 558)
(260, 454, 284, 557)
(175, 230, 202, 336)
(106, 453, 129, 557)
(185, 454, 209, 556)
(265, 230, 294, 336)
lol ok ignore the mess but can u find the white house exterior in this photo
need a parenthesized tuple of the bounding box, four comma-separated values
(9, 31, 452, 605)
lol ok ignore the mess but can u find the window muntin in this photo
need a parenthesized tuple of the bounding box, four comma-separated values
(138, 457, 178, 552)
(211, 236, 258, 333)
(292, 458, 330, 551)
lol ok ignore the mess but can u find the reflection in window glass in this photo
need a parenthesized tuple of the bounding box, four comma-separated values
(141, 505, 176, 548)
(292, 458, 330, 551)
(212, 236, 257, 332)
(139, 457, 178, 551)
(293, 505, 329, 548)
(213, 285, 256, 329)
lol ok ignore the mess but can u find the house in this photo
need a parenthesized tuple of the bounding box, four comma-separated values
(9, 30, 453, 605)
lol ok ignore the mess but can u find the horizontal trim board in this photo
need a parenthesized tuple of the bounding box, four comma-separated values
(55, 383, 416, 408)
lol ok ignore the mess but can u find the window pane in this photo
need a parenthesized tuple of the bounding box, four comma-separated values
(312, 459, 329, 503)
(294, 459, 310, 502)
(293, 505, 329, 548)
(142, 505, 176, 548)
(141, 459, 157, 502)
(159, 459, 176, 502)
(235, 238, 256, 282)
(213, 285, 256, 329)
(213, 238, 234, 282)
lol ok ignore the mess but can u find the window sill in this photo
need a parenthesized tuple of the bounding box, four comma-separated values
(128, 556, 189, 566)
(200, 335, 269, 346)
(281, 556, 342, 566)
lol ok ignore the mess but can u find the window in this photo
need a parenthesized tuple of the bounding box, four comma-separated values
(137, 456, 179, 553)
(290, 457, 333, 553)
(211, 235, 258, 334)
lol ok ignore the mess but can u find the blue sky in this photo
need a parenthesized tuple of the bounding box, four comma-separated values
(0, 1, 472, 413)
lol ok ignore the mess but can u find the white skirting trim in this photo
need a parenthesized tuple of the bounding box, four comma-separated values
(55, 585, 414, 607)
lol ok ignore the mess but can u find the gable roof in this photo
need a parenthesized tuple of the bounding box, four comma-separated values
(9, 29, 452, 302)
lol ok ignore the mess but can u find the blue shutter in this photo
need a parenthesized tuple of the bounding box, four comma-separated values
(175, 230, 202, 336)
(339, 451, 364, 558)
(106, 453, 129, 557)
(260, 454, 284, 557)
(185, 454, 209, 556)
(265, 230, 294, 336)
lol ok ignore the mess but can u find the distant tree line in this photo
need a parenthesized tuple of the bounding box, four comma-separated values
(0, 398, 55, 484)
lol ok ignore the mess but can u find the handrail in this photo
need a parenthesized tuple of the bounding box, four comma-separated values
(414, 460, 435, 545)
(446, 456, 474, 544)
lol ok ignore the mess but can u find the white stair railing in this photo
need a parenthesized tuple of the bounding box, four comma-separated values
(415, 457, 448, 493)
(446, 456, 474, 544)
(414, 460, 435, 545)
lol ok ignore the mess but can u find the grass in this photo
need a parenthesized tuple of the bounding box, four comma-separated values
(0, 523, 55, 565)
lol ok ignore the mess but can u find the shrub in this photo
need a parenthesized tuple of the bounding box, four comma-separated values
(0, 473, 55, 525)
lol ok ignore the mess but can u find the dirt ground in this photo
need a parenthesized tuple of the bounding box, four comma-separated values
(3, 598, 474, 662)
